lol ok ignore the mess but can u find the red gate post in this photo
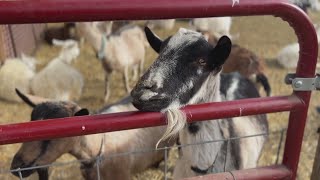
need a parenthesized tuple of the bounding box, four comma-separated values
(0, 1, 318, 180)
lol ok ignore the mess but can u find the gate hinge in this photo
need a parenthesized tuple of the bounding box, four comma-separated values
(285, 73, 320, 91)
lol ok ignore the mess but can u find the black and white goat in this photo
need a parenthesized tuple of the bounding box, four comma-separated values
(131, 27, 268, 179)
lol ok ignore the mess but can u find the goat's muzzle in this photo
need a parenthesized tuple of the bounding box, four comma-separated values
(131, 85, 170, 112)
(11, 155, 36, 178)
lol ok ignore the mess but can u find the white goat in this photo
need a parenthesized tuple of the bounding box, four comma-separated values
(146, 19, 176, 30)
(76, 21, 114, 45)
(76, 22, 147, 102)
(31, 39, 84, 101)
(92, 21, 114, 35)
(11, 91, 174, 180)
(131, 27, 268, 179)
(190, 17, 234, 39)
(277, 25, 320, 69)
(0, 53, 36, 102)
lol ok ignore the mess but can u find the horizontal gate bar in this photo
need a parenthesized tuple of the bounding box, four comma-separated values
(183, 165, 292, 180)
(0, 0, 317, 77)
(0, 95, 303, 145)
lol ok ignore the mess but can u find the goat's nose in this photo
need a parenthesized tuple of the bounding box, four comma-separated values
(11, 155, 26, 169)
(131, 83, 160, 101)
(143, 84, 159, 92)
(11, 154, 38, 178)
(133, 81, 159, 92)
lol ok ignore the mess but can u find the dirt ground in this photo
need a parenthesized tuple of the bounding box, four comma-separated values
(0, 11, 320, 180)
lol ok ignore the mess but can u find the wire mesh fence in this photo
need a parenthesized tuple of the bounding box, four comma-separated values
(0, 128, 287, 180)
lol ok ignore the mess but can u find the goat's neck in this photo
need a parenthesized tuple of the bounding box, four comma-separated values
(185, 72, 224, 139)
(81, 23, 104, 52)
(189, 72, 222, 105)
(57, 53, 73, 65)
(70, 134, 104, 160)
(181, 72, 225, 170)
(185, 71, 223, 136)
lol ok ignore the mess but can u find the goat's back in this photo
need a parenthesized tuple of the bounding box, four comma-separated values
(0, 59, 35, 102)
(220, 72, 268, 169)
(31, 59, 84, 101)
(105, 25, 146, 70)
(276, 43, 299, 69)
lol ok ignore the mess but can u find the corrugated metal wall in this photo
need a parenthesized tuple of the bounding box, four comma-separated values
(0, 25, 15, 63)
(0, 24, 46, 63)
(0, 26, 4, 63)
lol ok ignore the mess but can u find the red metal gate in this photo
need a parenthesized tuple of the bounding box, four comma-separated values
(0, 0, 318, 179)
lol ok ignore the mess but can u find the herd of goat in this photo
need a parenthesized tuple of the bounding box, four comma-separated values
(1, 2, 320, 179)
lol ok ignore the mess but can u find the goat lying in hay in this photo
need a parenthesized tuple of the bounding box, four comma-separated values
(131, 27, 269, 179)
(11, 89, 174, 180)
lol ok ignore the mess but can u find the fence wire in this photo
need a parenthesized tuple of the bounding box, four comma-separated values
(1, 129, 287, 180)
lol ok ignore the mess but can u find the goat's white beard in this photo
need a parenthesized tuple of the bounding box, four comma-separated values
(156, 108, 187, 149)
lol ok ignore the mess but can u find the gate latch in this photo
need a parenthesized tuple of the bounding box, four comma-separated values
(285, 73, 320, 91)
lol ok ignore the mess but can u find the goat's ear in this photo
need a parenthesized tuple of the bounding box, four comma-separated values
(15, 88, 51, 107)
(15, 88, 36, 108)
(74, 108, 90, 116)
(210, 36, 232, 67)
(145, 26, 162, 53)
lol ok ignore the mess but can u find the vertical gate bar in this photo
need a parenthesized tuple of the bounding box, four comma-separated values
(282, 92, 311, 179)
(311, 130, 320, 180)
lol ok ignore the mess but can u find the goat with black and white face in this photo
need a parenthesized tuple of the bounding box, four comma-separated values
(131, 27, 230, 111)
(131, 27, 268, 179)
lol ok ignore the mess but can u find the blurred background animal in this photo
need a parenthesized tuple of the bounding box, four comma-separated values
(201, 30, 271, 96)
(190, 17, 237, 40)
(222, 44, 271, 96)
(76, 22, 147, 102)
(146, 19, 176, 30)
(0, 53, 37, 102)
(44, 22, 78, 45)
(31, 39, 84, 101)
(276, 24, 320, 69)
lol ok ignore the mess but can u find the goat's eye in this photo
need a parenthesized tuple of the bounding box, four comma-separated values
(198, 58, 206, 66)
